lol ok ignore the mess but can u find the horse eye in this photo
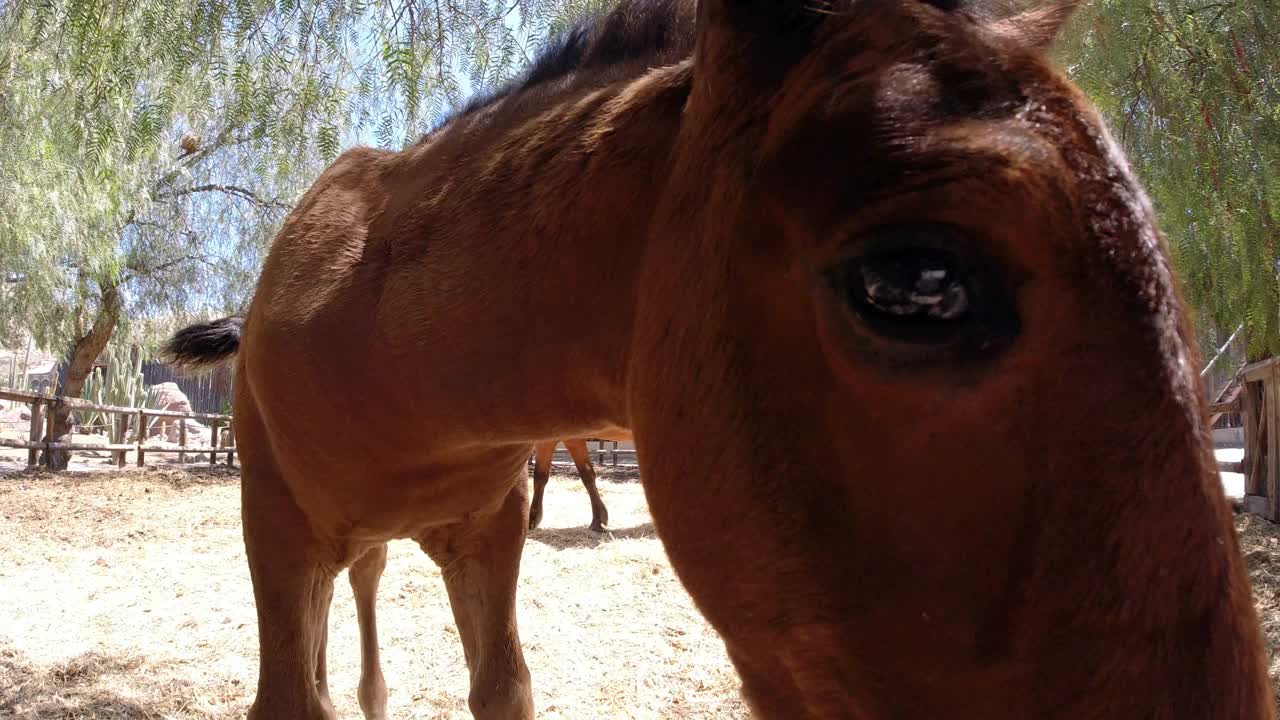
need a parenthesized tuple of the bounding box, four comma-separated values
(827, 225, 989, 345)
(854, 251, 970, 322)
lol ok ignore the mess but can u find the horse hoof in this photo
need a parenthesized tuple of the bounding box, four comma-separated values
(590, 523, 605, 533)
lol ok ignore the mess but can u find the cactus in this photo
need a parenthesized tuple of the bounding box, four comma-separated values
(77, 346, 160, 435)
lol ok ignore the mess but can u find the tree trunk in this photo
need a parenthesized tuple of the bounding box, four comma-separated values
(41, 285, 122, 470)
(20, 336, 31, 389)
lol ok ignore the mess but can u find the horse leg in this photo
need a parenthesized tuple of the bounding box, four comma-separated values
(349, 543, 390, 720)
(564, 439, 608, 532)
(315, 582, 334, 713)
(241, 462, 339, 720)
(527, 440, 555, 530)
(420, 479, 533, 720)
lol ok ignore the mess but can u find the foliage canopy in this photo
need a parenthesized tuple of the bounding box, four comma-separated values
(1061, 0, 1280, 360)
(0, 0, 1277, 374)
(0, 0, 604, 358)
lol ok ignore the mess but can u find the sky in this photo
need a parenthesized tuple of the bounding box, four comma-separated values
(187, 5, 542, 313)
(349, 4, 535, 149)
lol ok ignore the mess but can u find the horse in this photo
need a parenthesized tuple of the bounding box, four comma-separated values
(530, 429, 634, 533)
(339, 430, 635, 719)
(163, 0, 1274, 717)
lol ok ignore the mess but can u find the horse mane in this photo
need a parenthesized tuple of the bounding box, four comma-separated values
(416, 0, 1070, 143)
(425, 0, 695, 138)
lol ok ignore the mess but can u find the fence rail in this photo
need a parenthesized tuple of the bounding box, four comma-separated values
(1208, 401, 1239, 416)
(584, 438, 636, 466)
(0, 387, 236, 469)
(4, 373, 1252, 479)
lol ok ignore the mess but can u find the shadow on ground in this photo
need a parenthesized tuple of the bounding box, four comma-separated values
(596, 465, 642, 482)
(529, 521, 656, 550)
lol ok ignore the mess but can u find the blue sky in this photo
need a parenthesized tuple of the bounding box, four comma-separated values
(348, 5, 534, 149)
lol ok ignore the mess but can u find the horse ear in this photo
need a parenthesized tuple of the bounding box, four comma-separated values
(695, 0, 814, 33)
(985, 2, 1079, 51)
(693, 0, 820, 66)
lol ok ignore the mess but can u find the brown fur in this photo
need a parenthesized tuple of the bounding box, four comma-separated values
(167, 0, 1273, 717)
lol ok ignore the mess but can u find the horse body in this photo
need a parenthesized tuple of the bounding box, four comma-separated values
(166, 0, 1273, 717)
(231, 113, 648, 536)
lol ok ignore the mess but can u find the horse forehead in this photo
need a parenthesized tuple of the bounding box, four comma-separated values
(1011, 77, 1193, 390)
(1046, 93, 1201, 405)
(1024, 81, 1162, 258)
(782, 26, 1034, 139)
(927, 56, 1161, 255)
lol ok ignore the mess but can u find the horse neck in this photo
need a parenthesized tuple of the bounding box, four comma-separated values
(378, 62, 693, 437)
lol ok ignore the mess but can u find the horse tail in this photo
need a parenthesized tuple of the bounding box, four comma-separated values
(162, 315, 244, 367)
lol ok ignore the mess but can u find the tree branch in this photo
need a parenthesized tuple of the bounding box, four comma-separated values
(150, 125, 245, 193)
(122, 254, 218, 285)
(156, 183, 293, 211)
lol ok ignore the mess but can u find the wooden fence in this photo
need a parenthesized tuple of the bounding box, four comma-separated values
(0, 388, 236, 469)
(587, 438, 635, 466)
(526, 438, 638, 469)
(141, 360, 233, 415)
(1238, 357, 1280, 521)
(3, 364, 1266, 514)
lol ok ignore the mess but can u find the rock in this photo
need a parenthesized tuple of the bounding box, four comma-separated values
(71, 432, 108, 449)
(152, 382, 193, 413)
(149, 382, 194, 442)
(184, 420, 212, 447)
(0, 404, 30, 441)
(48, 431, 111, 458)
(136, 436, 209, 464)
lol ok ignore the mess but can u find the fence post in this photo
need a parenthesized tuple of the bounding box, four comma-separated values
(1243, 381, 1259, 495)
(136, 409, 146, 468)
(210, 420, 220, 466)
(1264, 366, 1274, 517)
(225, 421, 235, 467)
(43, 397, 58, 468)
(178, 416, 187, 464)
(610, 440, 618, 467)
(113, 411, 128, 467)
(26, 399, 41, 467)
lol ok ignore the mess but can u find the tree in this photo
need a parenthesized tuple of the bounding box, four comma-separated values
(0, 0, 593, 467)
(1060, 0, 1280, 361)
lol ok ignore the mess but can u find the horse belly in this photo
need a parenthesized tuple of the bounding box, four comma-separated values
(277, 441, 532, 543)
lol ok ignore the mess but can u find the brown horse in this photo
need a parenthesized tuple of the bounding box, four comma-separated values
(529, 438, 606, 532)
(530, 429, 634, 533)
(164, 0, 1273, 717)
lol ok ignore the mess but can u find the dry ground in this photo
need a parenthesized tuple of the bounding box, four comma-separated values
(0, 465, 747, 719)
(1, 465, 1279, 718)
(1236, 513, 1280, 707)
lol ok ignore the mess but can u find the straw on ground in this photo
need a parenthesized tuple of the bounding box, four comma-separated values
(2, 465, 1278, 717)
(0, 466, 747, 719)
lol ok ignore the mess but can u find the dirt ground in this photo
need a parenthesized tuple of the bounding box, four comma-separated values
(0, 465, 746, 719)
(1, 465, 1278, 718)
(1236, 513, 1280, 707)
